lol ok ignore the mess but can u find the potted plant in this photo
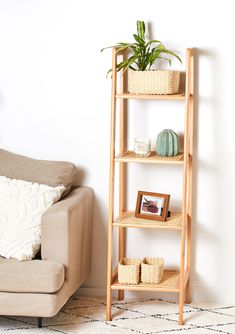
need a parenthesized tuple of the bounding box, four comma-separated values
(102, 21, 182, 95)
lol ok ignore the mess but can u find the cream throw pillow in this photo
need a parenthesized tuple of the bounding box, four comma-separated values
(0, 176, 65, 260)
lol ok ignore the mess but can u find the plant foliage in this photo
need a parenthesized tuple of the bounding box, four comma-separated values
(101, 21, 181, 74)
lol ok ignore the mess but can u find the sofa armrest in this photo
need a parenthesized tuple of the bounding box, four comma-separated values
(41, 186, 93, 293)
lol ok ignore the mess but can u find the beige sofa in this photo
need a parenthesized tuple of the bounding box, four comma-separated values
(0, 149, 93, 327)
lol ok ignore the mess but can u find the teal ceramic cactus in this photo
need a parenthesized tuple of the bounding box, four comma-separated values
(156, 129, 179, 157)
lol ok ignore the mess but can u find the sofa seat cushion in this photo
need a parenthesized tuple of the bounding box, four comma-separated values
(0, 258, 64, 293)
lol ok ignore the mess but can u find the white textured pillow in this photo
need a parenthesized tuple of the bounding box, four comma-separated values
(0, 176, 65, 260)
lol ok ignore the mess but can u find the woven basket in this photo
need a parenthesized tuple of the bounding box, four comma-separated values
(118, 258, 141, 285)
(141, 257, 164, 284)
(128, 70, 180, 95)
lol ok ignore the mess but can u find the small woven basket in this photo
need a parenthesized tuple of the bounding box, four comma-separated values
(118, 258, 141, 285)
(141, 257, 164, 285)
(128, 70, 180, 95)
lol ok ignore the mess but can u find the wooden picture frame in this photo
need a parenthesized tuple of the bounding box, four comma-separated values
(135, 191, 170, 222)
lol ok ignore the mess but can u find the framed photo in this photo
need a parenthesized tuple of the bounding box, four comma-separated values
(135, 191, 170, 222)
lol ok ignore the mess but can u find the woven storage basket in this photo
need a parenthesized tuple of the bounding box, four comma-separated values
(141, 257, 164, 284)
(118, 258, 141, 285)
(128, 70, 180, 95)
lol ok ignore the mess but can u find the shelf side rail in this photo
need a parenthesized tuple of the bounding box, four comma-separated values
(178, 48, 194, 325)
(106, 48, 118, 321)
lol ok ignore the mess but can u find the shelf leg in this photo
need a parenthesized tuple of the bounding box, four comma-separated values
(106, 222, 113, 321)
(118, 290, 124, 301)
(37, 317, 42, 328)
(106, 204, 114, 321)
(185, 214, 192, 305)
(118, 226, 124, 300)
(185, 278, 190, 304)
(106, 287, 112, 321)
(178, 293, 185, 325)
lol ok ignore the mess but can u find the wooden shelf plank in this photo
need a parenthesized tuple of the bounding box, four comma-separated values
(113, 211, 182, 230)
(111, 269, 180, 292)
(116, 93, 185, 100)
(115, 151, 184, 164)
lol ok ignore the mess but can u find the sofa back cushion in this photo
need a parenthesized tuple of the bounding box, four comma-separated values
(0, 149, 76, 197)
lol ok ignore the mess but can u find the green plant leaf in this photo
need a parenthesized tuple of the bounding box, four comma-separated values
(133, 34, 144, 45)
(137, 21, 145, 40)
(101, 43, 136, 52)
(145, 39, 162, 47)
(101, 45, 116, 52)
(106, 68, 113, 78)
(116, 44, 136, 53)
(148, 49, 162, 67)
(115, 54, 139, 72)
(158, 57, 172, 66)
(162, 49, 182, 63)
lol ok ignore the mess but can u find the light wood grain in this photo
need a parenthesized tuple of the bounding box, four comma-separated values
(115, 151, 184, 164)
(111, 270, 181, 292)
(106, 48, 117, 321)
(178, 48, 193, 326)
(116, 93, 185, 100)
(184, 267, 190, 289)
(186, 50, 195, 305)
(118, 53, 126, 301)
(113, 211, 182, 230)
(112, 266, 118, 282)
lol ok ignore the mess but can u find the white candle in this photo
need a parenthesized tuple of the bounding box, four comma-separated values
(134, 138, 151, 157)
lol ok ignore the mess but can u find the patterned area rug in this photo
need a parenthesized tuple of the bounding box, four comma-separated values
(0, 296, 235, 333)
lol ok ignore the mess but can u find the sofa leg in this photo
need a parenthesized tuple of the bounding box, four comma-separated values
(37, 317, 42, 328)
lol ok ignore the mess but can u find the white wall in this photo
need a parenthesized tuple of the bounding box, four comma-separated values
(0, 0, 235, 302)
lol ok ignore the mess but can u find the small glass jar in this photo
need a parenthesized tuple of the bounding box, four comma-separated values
(134, 138, 151, 157)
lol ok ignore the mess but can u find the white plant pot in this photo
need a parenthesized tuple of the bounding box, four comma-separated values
(128, 70, 180, 95)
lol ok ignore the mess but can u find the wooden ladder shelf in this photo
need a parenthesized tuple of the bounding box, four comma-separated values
(106, 48, 195, 325)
